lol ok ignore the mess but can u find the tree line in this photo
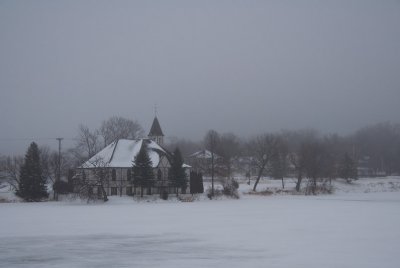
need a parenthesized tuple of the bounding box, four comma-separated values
(3, 140, 190, 202)
(1, 116, 399, 199)
(192, 122, 400, 195)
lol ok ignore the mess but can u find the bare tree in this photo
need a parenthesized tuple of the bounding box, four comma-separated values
(39, 146, 58, 184)
(248, 134, 278, 191)
(0, 156, 23, 190)
(299, 141, 334, 195)
(100, 116, 144, 147)
(301, 142, 322, 194)
(204, 129, 220, 198)
(74, 157, 109, 202)
(39, 146, 76, 200)
(76, 124, 101, 159)
(284, 130, 321, 192)
(289, 137, 338, 193)
(67, 147, 88, 169)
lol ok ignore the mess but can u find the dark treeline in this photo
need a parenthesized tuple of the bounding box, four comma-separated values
(171, 122, 400, 184)
(1, 118, 399, 195)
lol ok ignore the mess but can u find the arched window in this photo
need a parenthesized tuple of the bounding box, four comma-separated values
(112, 169, 116, 181)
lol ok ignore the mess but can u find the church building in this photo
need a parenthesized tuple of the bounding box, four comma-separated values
(76, 116, 190, 197)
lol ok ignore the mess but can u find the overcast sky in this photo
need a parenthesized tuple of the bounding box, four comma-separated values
(1, 0, 399, 155)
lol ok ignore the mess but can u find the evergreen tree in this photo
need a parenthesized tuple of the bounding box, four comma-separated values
(189, 171, 204, 194)
(338, 153, 358, 183)
(133, 142, 154, 197)
(169, 148, 187, 194)
(16, 142, 49, 201)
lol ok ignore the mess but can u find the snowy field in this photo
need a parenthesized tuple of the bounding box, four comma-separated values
(0, 178, 400, 268)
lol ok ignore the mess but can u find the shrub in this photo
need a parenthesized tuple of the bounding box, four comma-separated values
(305, 178, 333, 195)
(206, 186, 222, 199)
(206, 178, 240, 199)
(222, 178, 240, 199)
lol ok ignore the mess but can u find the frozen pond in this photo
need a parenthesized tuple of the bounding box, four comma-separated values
(0, 192, 399, 268)
(0, 234, 264, 268)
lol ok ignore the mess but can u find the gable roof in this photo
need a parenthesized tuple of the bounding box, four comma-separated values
(80, 139, 169, 169)
(188, 149, 221, 159)
(148, 116, 164, 137)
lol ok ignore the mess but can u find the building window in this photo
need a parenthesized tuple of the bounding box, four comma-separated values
(111, 187, 117, 196)
(127, 169, 131, 181)
(112, 169, 116, 181)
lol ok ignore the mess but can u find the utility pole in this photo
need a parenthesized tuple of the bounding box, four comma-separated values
(55, 137, 63, 201)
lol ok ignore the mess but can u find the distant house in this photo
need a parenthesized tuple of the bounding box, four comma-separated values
(357, 156, 386, 177)
(187, 149, 225, 176)
(75, 116, 193, 197)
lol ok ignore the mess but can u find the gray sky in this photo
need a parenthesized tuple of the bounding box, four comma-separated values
(1, 0, 399, 155)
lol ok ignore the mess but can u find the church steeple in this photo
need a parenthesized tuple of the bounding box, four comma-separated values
(148, 116, 164, 145)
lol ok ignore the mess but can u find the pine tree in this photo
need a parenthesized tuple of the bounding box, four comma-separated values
(169, 148, 187, 194)
(133, 141, 154, 197)
(16, 142, 49, 201)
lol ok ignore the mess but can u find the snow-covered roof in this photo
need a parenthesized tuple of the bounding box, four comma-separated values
(80, 139, 169, 169)
(189, 149, 221, 159)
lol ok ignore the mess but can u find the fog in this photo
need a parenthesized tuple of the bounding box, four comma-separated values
(1, 0, 399, 155)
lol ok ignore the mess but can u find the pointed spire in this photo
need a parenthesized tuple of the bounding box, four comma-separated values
(148, 116, 164, 137)
(148, 116, 164, 146)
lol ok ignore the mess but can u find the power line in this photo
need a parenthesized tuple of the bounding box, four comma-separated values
(0, 137, 78, 142)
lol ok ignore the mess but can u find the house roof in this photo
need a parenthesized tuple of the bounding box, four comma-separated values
(80, 139, 169, 169)
(148, 116, 164, 137)
(189, 149, 221, 159)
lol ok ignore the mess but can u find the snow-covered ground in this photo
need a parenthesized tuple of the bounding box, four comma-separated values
(0, 177, 399, 268)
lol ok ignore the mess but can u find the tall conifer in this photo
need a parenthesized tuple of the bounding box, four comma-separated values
(169, 148, 187, 194)
(16, 142, 48, 201)
(133, 141, 154, 197)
